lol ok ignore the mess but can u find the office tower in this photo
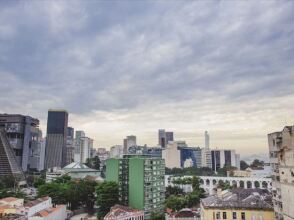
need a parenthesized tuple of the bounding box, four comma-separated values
(28, 129, 46, 171)
(45, 109, 68, 169)
(201, 148, 212, 168)
(210, 149, 239, 172)
(66, 127, 74, 165)
(205, 131, 210, 149)
(110, 145, 123, 158)
(0, 128, 25, 182)
(158, 129, 166, 148)
(0, 114, 40, 171)
(123, 135, 137, 154)
(162, 141, 182, 168)
(74, 130, 93, 163)
(158, 129, 174, 148)
(106, 155, 165, 219)
(179, 146, 202, 168)
(268, 126, 294, 220)
(165, 132, 174, 145)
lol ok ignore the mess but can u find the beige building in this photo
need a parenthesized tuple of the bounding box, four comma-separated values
(201, 189, 274, 220)
(162, 141, 181, 168)
(268, 126, 294, 220)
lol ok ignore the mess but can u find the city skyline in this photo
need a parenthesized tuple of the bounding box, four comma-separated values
(1, 1, 294, 155)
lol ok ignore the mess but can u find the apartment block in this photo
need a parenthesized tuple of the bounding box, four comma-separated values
(268, 126, 294, 220)
(106, 155, 165, 219)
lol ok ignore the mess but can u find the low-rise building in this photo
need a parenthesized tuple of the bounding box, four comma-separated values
(0, 197, 24, 207)
(104, 205, 144, 220)
(46, 162, 100, 182)
(200, 189, 274, 220)
(29, 205, 67, 220)
(167, 208, 199, 220)
(25, 197, 52, 217)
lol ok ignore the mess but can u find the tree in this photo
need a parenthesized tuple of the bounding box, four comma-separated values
(185, 192, 201, 208)
(96, 181, 119, 219)
(150, 212, 165, 220)
(217, 181, 232, 190)
(85, 156, 101, 170)
(165, 186, 184, 198)
(33, 178, 46, 188)
(165, 195, 186, 212)
(37, 182, 69, 205)
(250, 159, 264, 169)
(240, 160, 249, 170)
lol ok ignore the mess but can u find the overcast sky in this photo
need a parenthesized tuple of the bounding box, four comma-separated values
(0, 1, 294, 155)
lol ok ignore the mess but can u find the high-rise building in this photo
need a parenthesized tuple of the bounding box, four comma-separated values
(28, 130, 46, 171)
(162, 141, 181, 168)
(201, 148, 212, 168)
(158, 129, 174, 148)
(268, 126, 294, 220)
(179, 146, 202, 168)
(45, 109, 68, 169)
(106, 155, 165, 219)
(0, 114, 41, 171)
(66, 127, 74, 165)
(110, 145, 123, 158)
(210, 149, 240, 172)
(205, 131, 210, 149)
(123, 135, 137, 154)
(74, 130, 93, 163)
(0, 128, 25, 182)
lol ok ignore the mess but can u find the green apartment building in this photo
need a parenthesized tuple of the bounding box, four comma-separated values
(106, 155, 165, 219)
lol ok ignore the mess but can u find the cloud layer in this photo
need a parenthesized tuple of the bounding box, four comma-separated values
(1, 1, 294, 155)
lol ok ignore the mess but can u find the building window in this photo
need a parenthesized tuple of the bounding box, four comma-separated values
(223, 212, 227, 219)
(216, 212, 220, 219)
(233, 212, 237, 220)
(241, 212, 245, 220)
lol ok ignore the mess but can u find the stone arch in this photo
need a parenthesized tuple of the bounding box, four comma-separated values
(262, 181, 268, 188)
(232, 180, 237, 188)
(247, 181, 252, 189)
(200, 179, 204, 185)
(212, 179, 217, 185)
(239, 180, 244, 188)
(254, 181, 260, 188)
(206, 179, 210, 186)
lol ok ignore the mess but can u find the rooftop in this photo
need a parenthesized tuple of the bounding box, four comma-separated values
(24, 197, 50, 208)
(62, 162, 99, 172)
(104, 205, 143, 219)
(0, 197, 21, 203)
(34, 205, 65, 217)
(201, 189, 273, 210)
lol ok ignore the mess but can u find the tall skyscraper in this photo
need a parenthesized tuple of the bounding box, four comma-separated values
(165, 131, 174, 145)
(158, 129, 174, 148)
(0, 128, 25, 182)
(74, 130, 93, 163)
(123, 135, 137, 154)
(205, 131, 210, 149)
(268, 126, 294, 220)
(66, 127, 75, 165)
(106, 155, 165, 219)
(45, 109, 68, 169)
(210, 149, 240, 172)
(0, 114, 41, 171)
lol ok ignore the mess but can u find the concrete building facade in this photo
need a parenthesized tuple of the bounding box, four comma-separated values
(106, 155, 165, 219)
(45, 110, 68, 169)
(211, 149, 240, 172)
(268, 126, 294, 220)
(0, 114, 41, 171)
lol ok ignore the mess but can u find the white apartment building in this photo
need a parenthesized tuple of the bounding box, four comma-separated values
(25, 197, 52, 217)
(268, 126, 294, 220)
(110, 145, 123, 158)
(74, 130, 93, 163)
